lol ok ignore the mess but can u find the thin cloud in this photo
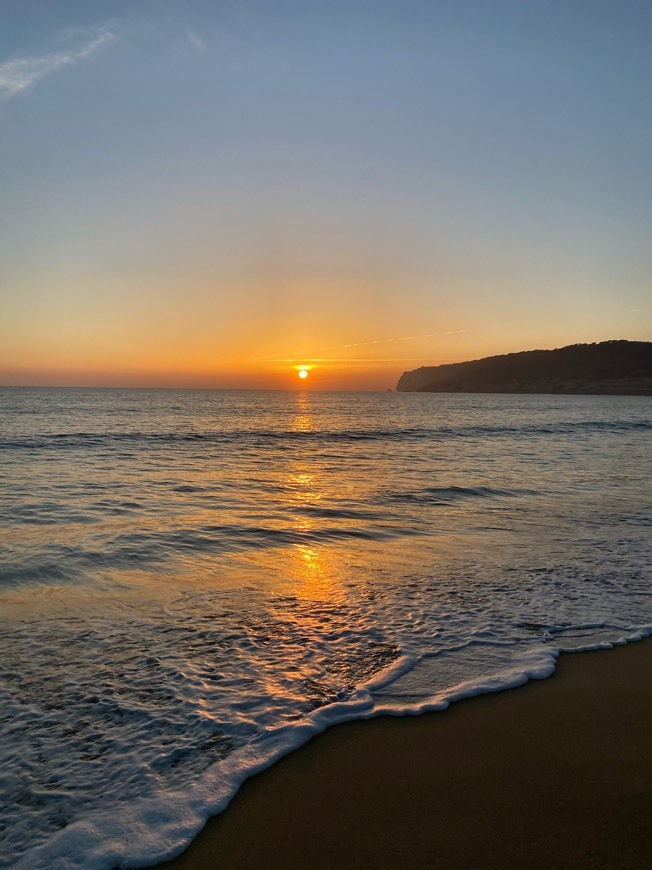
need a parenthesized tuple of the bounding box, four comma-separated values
(269, 357, 439, 366)
(341, 336, 414, 350)
(0, 25, 116, 99)
(263, 335, 420, 361)
(186, 29, 206, 54)
(262, 331, 464, 363)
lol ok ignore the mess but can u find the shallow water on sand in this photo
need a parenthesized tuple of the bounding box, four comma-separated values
(1, 388, 651, 868)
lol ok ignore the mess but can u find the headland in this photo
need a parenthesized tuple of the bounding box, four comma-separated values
(397, 340, 652, 394)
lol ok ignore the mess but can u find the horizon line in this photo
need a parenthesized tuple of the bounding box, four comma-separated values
(0, 383, 396, 393)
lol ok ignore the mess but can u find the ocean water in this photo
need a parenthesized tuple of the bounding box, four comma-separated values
(1, 387, 651, 869)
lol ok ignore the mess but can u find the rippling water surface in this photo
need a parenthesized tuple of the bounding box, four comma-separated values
(1, 388, 651, 868)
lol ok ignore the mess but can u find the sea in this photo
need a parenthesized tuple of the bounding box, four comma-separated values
(1, 387, 651, 869)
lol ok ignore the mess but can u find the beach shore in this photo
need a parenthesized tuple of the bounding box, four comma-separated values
(157, 639, 652, 870)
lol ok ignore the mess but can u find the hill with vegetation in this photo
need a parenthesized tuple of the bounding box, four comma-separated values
(396, 341, 652, 395)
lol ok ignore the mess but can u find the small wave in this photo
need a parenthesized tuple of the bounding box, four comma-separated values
(117, 521, 423, 557)
(385, 484, 541, 505)
(1, 418, 649, 452)
(0, 522, 424, 589)
(290, 505, 387, 521)
(0, 502, 97, 526)
(0, 562, 73, 588)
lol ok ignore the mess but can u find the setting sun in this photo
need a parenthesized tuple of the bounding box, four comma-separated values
(294, 365, 315, 381)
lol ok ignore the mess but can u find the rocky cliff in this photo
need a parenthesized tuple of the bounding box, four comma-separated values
(396, 340, 652, 395)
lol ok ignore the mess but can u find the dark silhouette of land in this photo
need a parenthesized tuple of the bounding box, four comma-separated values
(397, 340, 652, 395)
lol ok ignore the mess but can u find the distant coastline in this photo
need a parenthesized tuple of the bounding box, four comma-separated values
(397, 340, 652, 395)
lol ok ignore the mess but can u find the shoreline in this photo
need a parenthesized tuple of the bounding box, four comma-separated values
(155, 639, 652, 869)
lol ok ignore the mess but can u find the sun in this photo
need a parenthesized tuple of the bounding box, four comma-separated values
(294, 364, 314, 380)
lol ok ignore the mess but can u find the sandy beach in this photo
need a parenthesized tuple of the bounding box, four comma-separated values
(157, 639, 652, 870)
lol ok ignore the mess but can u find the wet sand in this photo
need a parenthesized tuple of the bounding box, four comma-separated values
(157, 640, 652, 869)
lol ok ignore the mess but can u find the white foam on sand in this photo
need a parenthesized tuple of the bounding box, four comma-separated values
(13, 626, 652, 870)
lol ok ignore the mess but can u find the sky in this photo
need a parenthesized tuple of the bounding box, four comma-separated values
(0, 0, 650, 390)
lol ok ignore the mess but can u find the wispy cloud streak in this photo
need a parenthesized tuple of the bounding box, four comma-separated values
(0, 25, 115, 98)
(186, 29, 206, 55)
(262, 330, 465, 363)
(270, 358, 440, 367)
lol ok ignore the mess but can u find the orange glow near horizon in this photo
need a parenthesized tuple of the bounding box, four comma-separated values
(2, 319, 641, 392)
(1, 247, 640, 392)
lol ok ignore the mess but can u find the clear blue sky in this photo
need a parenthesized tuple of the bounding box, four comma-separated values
(1, 1, 650, 388)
